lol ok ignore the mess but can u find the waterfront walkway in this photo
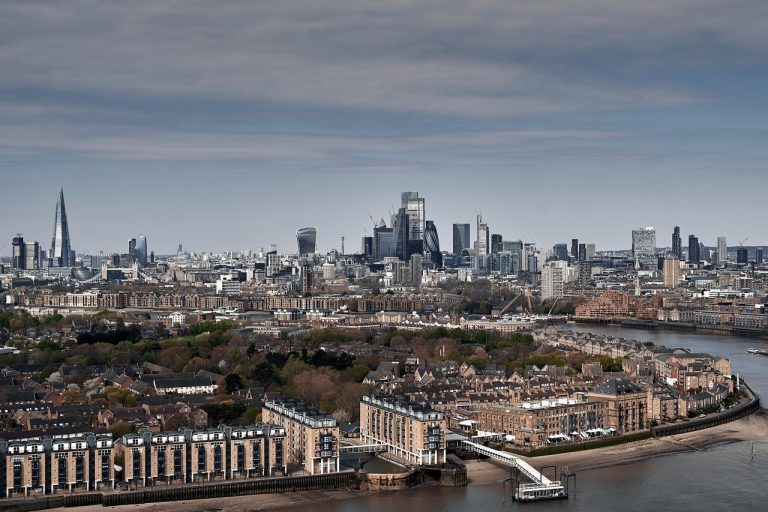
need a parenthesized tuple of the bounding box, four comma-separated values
(460, 440, 566, 500)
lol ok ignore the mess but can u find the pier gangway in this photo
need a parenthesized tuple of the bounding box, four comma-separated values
(460, 440, 567, 501)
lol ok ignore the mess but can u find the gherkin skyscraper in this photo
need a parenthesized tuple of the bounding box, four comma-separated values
(50, 188, 72, 267)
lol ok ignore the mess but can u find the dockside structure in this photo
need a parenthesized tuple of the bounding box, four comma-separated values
(360, 395, 446, 465)
(262, 398, 340, 475)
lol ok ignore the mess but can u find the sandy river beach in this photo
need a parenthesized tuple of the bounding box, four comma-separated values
(52, 412, 768, 512)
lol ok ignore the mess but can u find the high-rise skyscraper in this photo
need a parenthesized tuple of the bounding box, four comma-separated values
(296, 227, 318, 255)
(541, 261, 565, 299)
(756, 248, 764, 265)
(476, 214, 489, 255)
(393, 207, 410, 261)
(585, 243, 596, 261)
(663, 258, 682, 288)
(632, 227, 657, 267)
(452, 223, 470, 255)
(49, 188, 72, 267)
(688, 234, 700, 263)
(424, 220, 442, 268)
(362, 236, 374, 261)
(135, 234, 148, 266)
(491, 234, 503, 254)
(128, 238, 137, 260)
(571, 238, 579, 260)
(736, 247, 748, 265)
(11, 235, 39, 270)
(717, 236, 727, 264)
(401, 192, 425, 246)
(373, 220, 394, 261)
(578, 243, 587, 262)
(553, 243, 569, 261)
(672, 226, 682, 260)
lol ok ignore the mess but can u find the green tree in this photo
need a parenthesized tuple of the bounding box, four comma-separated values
(223, 373, 245, 394)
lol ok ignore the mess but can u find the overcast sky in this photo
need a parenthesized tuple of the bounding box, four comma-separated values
(1, 1, 767, 255)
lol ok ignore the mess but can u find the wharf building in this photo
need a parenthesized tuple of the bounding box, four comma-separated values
(118, 425, 287, 487)
(473, 398, 608, 447)
(0, 431, 114, 498)
(589, 378, 647, 434)
(360, 395, 446, 466)
(262, 398, 339, 475)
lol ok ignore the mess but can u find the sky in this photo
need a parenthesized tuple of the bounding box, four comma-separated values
(1, 0, 767, 256)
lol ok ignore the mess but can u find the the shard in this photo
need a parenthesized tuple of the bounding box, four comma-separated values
(50, 188, 72, 267)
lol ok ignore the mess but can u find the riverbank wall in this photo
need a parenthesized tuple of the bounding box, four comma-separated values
(571, 318, 768, 339)
(0, 473, 359, 512)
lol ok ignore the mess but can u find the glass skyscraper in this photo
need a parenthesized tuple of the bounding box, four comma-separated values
(49, 188, 72, 267)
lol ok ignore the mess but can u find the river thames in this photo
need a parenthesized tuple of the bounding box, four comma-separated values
(283, 326, 768, 512)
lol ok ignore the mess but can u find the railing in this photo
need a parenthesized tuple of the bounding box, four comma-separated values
(460, 440, 555, 486)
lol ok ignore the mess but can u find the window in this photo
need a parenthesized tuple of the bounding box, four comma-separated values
(13, 459, 22, 489)
(31, 458, 40, 488)
(274, 439, 283, 467)
(59, 457, 68, 485)
(253, 441, 261, 469)
(237, 444, 245, 472)
(213, 445, 222, 474)
(173, 448, 183, 479)
(157, 448, 166, 478)
(132, 449, 141, 479)
(197, 445, 206, 473)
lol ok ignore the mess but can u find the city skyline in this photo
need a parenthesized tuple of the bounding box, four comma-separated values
(0, 183, 764, 257)
(2, 1, 767, 254)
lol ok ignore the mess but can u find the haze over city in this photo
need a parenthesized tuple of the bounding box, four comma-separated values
(2, 1, 768, 253)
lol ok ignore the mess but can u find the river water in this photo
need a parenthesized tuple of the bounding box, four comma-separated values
(284, 326, 768, 511)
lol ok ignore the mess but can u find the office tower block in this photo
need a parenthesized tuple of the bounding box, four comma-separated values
(452, 223, 470, 255)
(476, 215, 489, 255)
(362, 236, 374, 260)
(736, 247, 748, 265)
(424, 220, 442, 268)
(585, 243, 596, 261)
(688, 235, 700, 263)
(632, 227, 657, 267)
(553, 243, 569, 261)
(374, 221, 394, 261)
(663, 258, 682, 288)
(50, 188, 72, 267)
(672, 226, 682, 260)
(717, 236, 727, 264)
(296, 227, 318, 255)
(11, 235, 40, 270)
(578, 243, 587, 262)
(756, 248, 764, 264)
(393, 208, 410, 261)
(128, 238, 137, 260)
(571, 239, 579, 260)
(401, 191, 425, 246)
(491, 234, 503, 254)
(135, 234, 148, 266)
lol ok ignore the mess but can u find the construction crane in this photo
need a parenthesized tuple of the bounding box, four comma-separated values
(496, 286, 533, 317)
(525, 287, 533, 315)
(495, 290, 524, 317)
(738, 237, 750, 247)
(547, 298, 559, 316)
